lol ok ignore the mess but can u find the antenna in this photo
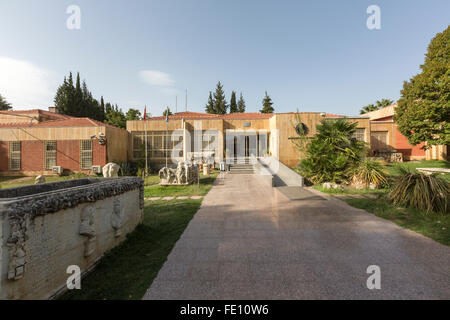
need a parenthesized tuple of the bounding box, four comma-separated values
(175, 96, 178, 113)
(185, 89, 187, 112)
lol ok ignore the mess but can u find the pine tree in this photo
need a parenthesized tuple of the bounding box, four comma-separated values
(396, 26, 450, 147)
(260, 91, 274, 113)
(237, 93, 246, 113)
(0, 94, 11, 110)
(213, 81, 228, 114)
(54, 73, 76, 116)
(205, 91, 215, 113)
(229, 91, 238, 113)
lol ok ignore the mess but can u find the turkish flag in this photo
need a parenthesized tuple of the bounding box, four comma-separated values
(143, 107, 146, 120)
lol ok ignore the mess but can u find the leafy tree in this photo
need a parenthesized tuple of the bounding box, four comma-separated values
(260, 91, 274, 113)
(205, 91, 215, 113)
(396, 26, 450, 147)
(360, 98, 394, 114)
(162, 107, 173, 116)
(213, 81, 228, 114)
(105, 104, 126, 128)
(0, 94, 11, 110)
(237, 92, 246, 113)
(126, 108, 141, 120)
(229, 91, 238, 113)
(298, 119, 365, 183)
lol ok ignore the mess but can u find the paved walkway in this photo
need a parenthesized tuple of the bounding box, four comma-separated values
(143, 173, 450, 299)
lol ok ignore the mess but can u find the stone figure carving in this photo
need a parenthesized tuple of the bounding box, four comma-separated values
(111, 198, 124, 237)
(79, 205, 96, 257)
(7, 216, 28, 280)
(102, 162, 120, 178)
(34, 175, 46, 184)
(390, 152, 403, 163)
(159, 162, 198, 185)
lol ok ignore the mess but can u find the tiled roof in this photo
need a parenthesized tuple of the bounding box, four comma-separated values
(147, 111, 275, 120)
(0, 117, 119, 129)
(0, 109, 73, 119)
(325, 113, 346, 118)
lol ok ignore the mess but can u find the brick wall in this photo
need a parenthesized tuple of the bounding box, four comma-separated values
(56, 140, 80, 171)
(0, 141, 8, 171)
(394, 126, 425, 160)
(22, 141, 45, 171)
(0, 139, 107, 174)
(92, 139, 107, 166)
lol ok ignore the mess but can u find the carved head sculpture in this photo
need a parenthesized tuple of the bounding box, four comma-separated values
(79, 205, 96, 238)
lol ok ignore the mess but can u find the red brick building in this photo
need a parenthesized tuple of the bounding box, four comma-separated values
(365, 104, 448, 161)
(0, 109, 128, 175)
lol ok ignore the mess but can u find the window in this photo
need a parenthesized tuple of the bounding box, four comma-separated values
(132, 131, 183, 160)
(80, 140, 92, 169)
(352, 128, 366, 142)
(44, 141, 57, 169)
(9, 141, 21, 170)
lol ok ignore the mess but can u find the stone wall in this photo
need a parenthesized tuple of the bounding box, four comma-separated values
(0, 177, 144, 300)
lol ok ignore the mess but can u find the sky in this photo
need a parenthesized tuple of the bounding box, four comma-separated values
(0, 0, 449, 116)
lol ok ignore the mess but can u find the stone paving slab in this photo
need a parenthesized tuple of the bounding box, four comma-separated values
(143, 174, 450, 300)
(190, 196, 203, 200)
(162, 196, 175, 200)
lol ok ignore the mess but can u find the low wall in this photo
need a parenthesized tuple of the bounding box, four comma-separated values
(257, 157, 304, 187)
(0, 177, 144, 300)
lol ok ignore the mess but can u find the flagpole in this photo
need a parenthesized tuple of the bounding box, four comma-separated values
(144, 106, 148, 178)
(165, 107, 169, 168)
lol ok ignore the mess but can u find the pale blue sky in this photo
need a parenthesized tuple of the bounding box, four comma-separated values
(0, 0, 449, 116)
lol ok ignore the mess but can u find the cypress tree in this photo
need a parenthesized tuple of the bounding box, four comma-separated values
(213, 81, 228, 114)
(229, 91, 238, 113)
(205, 91, 215, 113)
(260, 91, 274, 113)
(237, 93, 246, 113)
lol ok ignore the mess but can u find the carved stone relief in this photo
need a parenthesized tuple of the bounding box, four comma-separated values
(111, 198, 125, 237)
(79, 205, 96, 257)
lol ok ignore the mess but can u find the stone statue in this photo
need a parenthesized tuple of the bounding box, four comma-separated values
(159, 162, 198, 185)
(111, 198, 124, 237)
(102, 162, 120, 178)
(79, 205, 96, 257)
(34, 175, 45, 184)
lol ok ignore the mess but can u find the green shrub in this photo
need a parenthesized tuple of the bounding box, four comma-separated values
(350, 160, 389, 188)
(298, 119, 366, 184)
(388, 168, 449, 214)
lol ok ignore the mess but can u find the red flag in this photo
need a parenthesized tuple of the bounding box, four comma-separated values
(143, 107, 146, 120)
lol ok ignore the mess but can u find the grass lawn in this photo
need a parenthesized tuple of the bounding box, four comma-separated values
(343, 196, 450, 246)
(0, 174, 93, 189)
(144, 170, 220, 197)
(385, 160, 450, 181)
(312, 185, 388, 195)
(60, 199, 202, 300)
